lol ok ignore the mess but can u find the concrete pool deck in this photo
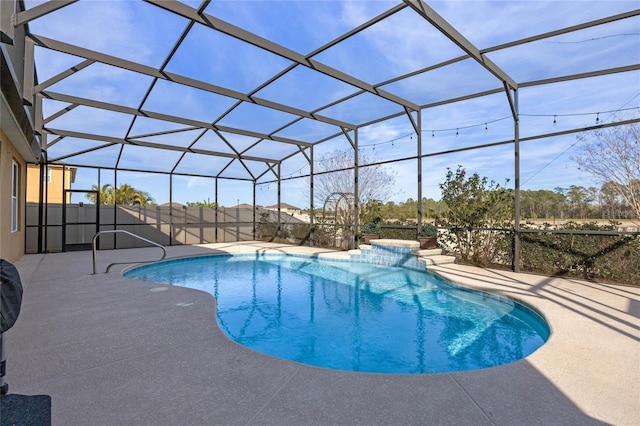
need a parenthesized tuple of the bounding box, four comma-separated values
(2, 242, 638, 425)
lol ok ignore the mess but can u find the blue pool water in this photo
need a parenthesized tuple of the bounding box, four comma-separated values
(124, 254, 549, 374)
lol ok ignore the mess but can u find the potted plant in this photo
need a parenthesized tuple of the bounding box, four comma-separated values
(418, 223, 438, 249)
(362, 222, 381, 244)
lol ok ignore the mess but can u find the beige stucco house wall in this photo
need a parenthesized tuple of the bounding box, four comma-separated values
(0, 130, 28, 262)
(1, 0, 42, 262)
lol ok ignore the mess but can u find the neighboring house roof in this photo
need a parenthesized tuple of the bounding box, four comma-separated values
(266, 203, 300, 210)
(260, 209, 306, 224)
(159, 202, 185, 208)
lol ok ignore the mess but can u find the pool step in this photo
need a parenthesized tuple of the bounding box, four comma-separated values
(317, 251, 351, 261)
(415, 248, 442, 257)
(418, 254, 457, 266)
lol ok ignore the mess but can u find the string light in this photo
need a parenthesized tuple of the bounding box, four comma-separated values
(277, 104, 637, 180)
(520, 105, 638, 125)
(423, 115, 511, 137)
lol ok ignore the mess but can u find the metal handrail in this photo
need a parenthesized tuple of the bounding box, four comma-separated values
(92, 230, 167, 274)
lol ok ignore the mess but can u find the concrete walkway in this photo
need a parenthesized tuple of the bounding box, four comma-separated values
(2, 242, 638, 425)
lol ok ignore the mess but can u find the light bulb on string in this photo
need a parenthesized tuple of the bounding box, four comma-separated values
(432, 130, 434, 138)
(456, 128, 459, 137)
(484, 123, 488, 132)
(595, 113, 600, 125)
(553, 115, 557, 126)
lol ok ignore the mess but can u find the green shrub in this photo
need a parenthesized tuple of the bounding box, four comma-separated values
(363, 222, 381, 234)
(381, 226, 415, 240)
(439, 166, 513, 266)
(520, 221, 640, 285)
(419, 223, 438, 237)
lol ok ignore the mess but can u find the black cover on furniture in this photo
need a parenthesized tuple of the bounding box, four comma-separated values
(0, 259, 23, 333)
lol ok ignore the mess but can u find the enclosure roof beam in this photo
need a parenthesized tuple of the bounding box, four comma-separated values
(41, 91, 314, 148)
(144, 0, 420, 111)
(47, 142, 115, 163)
(255, 161, 279, 181)
(520, 64, 640, 88)
(403, 0, 518, 90)
(27, 34, 355, 132)
(219, 157, 257, 181)
(44, 156, 258, 182)
(482, 9, 640, 53)
(130, 126, 199, 141)
(279, 145, 310, 165)
(274, 117, 640, 182)
(373, 10, 639, 100)
(311, 86, 505, 146)
(34, 59, 94, 93)
(331, 62, 640, 134)
(404, 106, 419, 134)
(237, 5, 408, 129)
(44, 128, 283, 164)
(41, 101, 79, 125)
(312, 57, 638, 144)
(12, 0, 78, 27)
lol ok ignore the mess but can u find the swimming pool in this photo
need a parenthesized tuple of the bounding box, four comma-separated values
(124, 253, 549, 374)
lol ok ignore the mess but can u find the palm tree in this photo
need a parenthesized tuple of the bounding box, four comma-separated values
(86, 184, 114, 205)
(86, 183, 154, 205)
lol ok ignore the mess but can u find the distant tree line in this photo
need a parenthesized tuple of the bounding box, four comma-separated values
(355, 180, 637, 225)
(519, 183, 637, 220)
(186, 198, 216, 208)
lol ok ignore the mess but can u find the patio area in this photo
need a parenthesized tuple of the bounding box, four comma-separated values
(2, 242, 639, 425)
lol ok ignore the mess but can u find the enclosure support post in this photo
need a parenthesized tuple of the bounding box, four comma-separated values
(113, 168, 118, 248)
(417, 110, 422, 231)
(43, 152, 49, 253)
(513, 89, 521, 272)
(309, 146, 314, 247)
(37, 155, 45, 253)
(252, 181, 256, 240)
(277, 163, 281, 240)
(404, 107, 422, 230)
(214, 178, 219, 242)
(61, 165, 67, 251)
(96, 167, 100, 249)
(168, 173, 173, 246)
(353, 129, 359, 249)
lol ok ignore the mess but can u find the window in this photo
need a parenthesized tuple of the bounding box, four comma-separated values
(11, 160, 19, 232)
(44, 166, 52, 183)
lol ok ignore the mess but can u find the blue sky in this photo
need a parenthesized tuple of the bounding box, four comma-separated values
(24, 0, 640, 207)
